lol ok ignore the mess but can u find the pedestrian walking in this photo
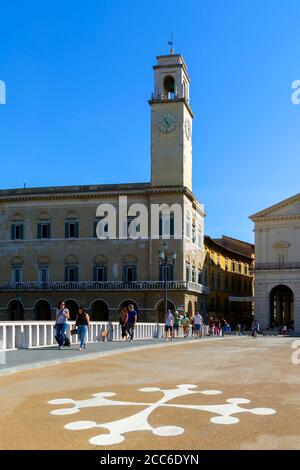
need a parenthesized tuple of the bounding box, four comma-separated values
(119, 307, 129, 341)
(75, 306, 90, 350)
(190, 315, 195, 336)
(164, 309, 174, 340)
(182, 313, 190, 338)
(127, 304, 138, 341)
(214, 319, 221, 336)
(221, 317, 228, 337)
(173, 310, 181, 339)
(202, 314, 209, 336)
(55, 300, 70, 350)
(194, 311, 203, 338)
(251, 319, 259, 338)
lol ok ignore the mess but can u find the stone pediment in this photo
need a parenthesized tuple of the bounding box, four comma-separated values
(250, 193, 300, 220)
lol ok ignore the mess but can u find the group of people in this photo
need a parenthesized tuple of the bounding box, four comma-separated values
(164, 311, 234, 340)
(55, 300, 139, 350)
(118, 304, 138, 341)
(55, 300, 90, 350)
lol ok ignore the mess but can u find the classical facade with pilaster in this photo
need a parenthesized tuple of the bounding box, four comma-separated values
(250, 193, 300, 334)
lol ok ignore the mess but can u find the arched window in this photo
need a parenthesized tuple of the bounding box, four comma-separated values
(123, 256, 137, 282)
(11, 213, 24, 240)
(93, 255, 108, 282)
(65, 256, 79, 282)
(38, 212, 51, 240)
(163, 75, 175, 99)
(38, 256, 50, 283)
(191, 265, 196, 283)
(65, 211, 79, 239)
(186, 212, 191, 239)
(11, 257, 23, 283)
(192, 220, 196, 244)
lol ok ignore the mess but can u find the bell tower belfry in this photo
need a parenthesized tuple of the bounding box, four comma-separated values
(149, 53, 193, 190)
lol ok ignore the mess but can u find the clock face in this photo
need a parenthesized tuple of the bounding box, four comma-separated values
(185, 118, 191, 140)
(158, 113, 176, 133)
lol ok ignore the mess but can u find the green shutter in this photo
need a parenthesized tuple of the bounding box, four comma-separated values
(37, 223, 42, 239)
(132, 264, 137, 281)
(11, 225, 15, 240)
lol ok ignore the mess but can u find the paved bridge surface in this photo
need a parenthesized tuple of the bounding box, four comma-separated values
(0, 336, 298, 450)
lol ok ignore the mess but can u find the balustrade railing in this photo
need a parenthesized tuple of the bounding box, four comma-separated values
(0, 321, 170, 351)
(0, 281, 209, 294)
(255, 262, 300, 270)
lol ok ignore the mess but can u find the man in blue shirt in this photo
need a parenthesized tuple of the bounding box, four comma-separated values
(127, 304, 138, 341)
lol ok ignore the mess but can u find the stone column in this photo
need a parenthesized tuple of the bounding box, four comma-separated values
(254, 280, 269, 329)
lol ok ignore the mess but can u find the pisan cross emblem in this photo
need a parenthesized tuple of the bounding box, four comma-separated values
(48, 384, 276, 446)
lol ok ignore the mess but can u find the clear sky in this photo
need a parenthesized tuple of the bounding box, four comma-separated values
(0, 0, 299, 243)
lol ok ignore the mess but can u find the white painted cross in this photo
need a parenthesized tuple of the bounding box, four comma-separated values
(48, 384, 276, 446)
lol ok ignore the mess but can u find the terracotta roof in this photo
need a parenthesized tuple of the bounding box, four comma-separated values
(213, 235, 254, 257)
(205, 235, 254, 260)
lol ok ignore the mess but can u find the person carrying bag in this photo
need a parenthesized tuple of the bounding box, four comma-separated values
(55, 300, 70, 350)
(75, 306, 90, 350)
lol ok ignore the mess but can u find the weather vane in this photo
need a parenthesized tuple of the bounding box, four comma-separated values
(168, 33, 174, 54)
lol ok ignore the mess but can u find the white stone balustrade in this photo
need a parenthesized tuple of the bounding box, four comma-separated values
(0, 321, 172, 351)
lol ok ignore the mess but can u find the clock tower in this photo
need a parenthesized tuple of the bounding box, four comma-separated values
(149, 53, 193, 190)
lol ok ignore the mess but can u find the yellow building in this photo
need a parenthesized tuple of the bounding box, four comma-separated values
(203, 235, 254, 328)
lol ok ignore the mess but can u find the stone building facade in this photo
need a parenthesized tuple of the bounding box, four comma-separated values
(203, 235, 254, 328)
(250, 193, 300, 334)
(0, 52, 208, 322)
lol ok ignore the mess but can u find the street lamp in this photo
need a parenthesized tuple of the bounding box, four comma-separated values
(159, 242, 177, 322)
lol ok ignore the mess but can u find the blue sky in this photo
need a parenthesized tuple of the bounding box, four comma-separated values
(0, 0, 299, 243)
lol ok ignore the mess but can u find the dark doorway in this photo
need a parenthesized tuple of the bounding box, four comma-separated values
(270, 285, 294, 328)
(90, 300, 109, 321)
(8, 300, 24, 321)
(35, 300, 52, 321)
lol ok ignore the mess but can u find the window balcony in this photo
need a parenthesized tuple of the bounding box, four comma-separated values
(255, 262, 300, 270)
(0, 281, 210, 294)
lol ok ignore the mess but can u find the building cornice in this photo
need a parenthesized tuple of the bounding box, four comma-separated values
(252, 215, 300, 223)
(148, 97, 194, 118)
(0, 183, 204, 209)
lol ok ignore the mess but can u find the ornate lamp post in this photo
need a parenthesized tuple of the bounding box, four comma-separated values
(159, 243, 177, 320)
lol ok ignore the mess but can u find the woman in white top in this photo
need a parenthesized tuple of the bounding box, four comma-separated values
(55, 300, 70, 349)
